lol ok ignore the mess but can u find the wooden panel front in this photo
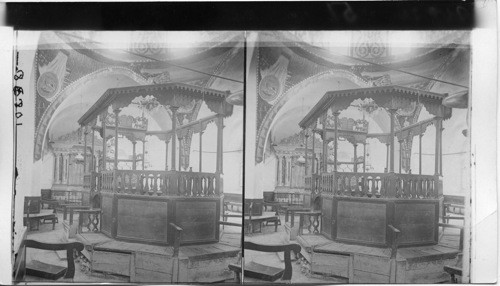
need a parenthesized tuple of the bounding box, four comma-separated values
(101, 194, 113, 236)
(133, 252, 173, 283)
(116, 196, 169, 244)
(175, 199, 219, 244)
(311, 252, 350, 278)
(92, 251, 131, 276)
(321, 195, 333, 239)
(335, 199, 387, 246)
(394, 201, 438, 246)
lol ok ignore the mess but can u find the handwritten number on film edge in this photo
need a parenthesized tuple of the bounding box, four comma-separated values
(14, 54, 24, 125)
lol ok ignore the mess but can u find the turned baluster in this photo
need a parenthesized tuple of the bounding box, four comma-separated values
(125, 174, 130, 194)
(191, 175, 197, 197)
(344, 176, 350, 196)
(210, 176, 216, 196)
(151, 174, 157, 195)
(143, 175, 149, 195)
(116, 173, 122, 193)
(159, 174, 165, 195)
(376, 177, 382, 198)
(359, 176, 365, 197)
(412, 179, 417, 199)
(425, 179, 430, 198)
(418, 179, 424, 199)
(134, 173, 141, 194)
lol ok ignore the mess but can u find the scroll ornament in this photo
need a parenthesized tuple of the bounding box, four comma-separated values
(37, 51, 69, 101)
(259, 53, 291, 103)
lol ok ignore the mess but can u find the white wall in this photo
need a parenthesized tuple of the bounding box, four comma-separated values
(13, 32, 40, 257)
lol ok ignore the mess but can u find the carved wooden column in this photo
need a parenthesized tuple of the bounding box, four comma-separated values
(132, 141, 137, 170)
(385, 143, 390, 173)
(435, 117, 443, 176)
(389, 109, 397, 173)
(164, 139, 169, 171)
(142, 139, 146, 170)
(304, 131, 309, 176)
(280, 156, 284, 186)
(178, 136, 183, 171)
(322, 116, 328, 173)
(311, 132, 316, 174)
(55, 153, 60, 183)
(283, 155, 290, 186)
(170, 106, 178, 171)
(64, 154, 69, 184)
(101, 113, 107, 172)
(333, 111, 340, 173)
(91, 128, 95, 172)
(199, 122, 203, 172)
(53, 153, 58, 182)
(353, 143, 358, 173)
(276, 155, 281, 186)
(363, 143, 366, 173)
(419, 133, 423, 175)
(83, 128, 88, 173)
(216, 115, 224, 174)
(113, 109, 120, 171)
(440, 120, 444, 176)
(399, 139, 403, 174)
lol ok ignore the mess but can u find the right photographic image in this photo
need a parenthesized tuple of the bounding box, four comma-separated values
(242, 31, 471, 284)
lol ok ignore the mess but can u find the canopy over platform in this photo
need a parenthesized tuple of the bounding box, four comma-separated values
(297, 85, 450, 249)
(78, 82, 233, 126)
(78, 82, 234, 247)
(299, 85, 452, 129)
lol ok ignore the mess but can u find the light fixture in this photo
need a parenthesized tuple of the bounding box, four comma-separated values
(75, 152, 84, 163)
(297, 156, 306, 164)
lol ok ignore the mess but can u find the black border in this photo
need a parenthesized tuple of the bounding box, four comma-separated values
(6, 1, 475, 31)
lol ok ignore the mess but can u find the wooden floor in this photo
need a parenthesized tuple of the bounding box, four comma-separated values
(76, 232, 241, 283)
(297, 228, 461, 284)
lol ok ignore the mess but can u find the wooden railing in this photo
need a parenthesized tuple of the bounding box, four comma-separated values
(274, 192, 305, 205)
(319, 171, 439, 199)
(83, 174, 91, 189)
(101, 171, 115, 192)
(97, 170, 220, 197)
(305, 174, 321, 194)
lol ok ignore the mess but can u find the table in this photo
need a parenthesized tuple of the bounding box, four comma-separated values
(296, 211, 322, 234)
(75, 209, 101, 233)
(23, 209, 58, 231)
(244, 212, 280, 233)
(282, 206, 311, 227)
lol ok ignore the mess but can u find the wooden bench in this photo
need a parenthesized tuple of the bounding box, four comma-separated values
(229, 241, 301, 282)
(244, 203, 280, 233)
(24, 196, 59, 231)
(225, 201, 243, 212)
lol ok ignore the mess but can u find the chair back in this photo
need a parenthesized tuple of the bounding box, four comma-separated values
(25, 240, 84, 279)
(244, 241, 301, 281)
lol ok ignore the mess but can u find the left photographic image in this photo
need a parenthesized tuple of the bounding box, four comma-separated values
(12, 31, 244, 283)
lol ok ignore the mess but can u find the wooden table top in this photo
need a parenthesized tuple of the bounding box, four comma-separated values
(23, 209, 54, 218)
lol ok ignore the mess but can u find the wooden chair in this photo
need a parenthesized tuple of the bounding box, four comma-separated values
(22, 240, 84, 281)
(439, 223, 464, 283)
(229, 241, 301, 283)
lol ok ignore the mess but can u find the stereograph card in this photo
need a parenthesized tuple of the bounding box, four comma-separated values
(0, 2, 498, 285)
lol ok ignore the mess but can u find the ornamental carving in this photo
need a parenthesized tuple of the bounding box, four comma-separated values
(325, 117, 369, 133)
(105, 114, 148, 130)
(258, 52, 291, 103)
(350, 31, 390, 59)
